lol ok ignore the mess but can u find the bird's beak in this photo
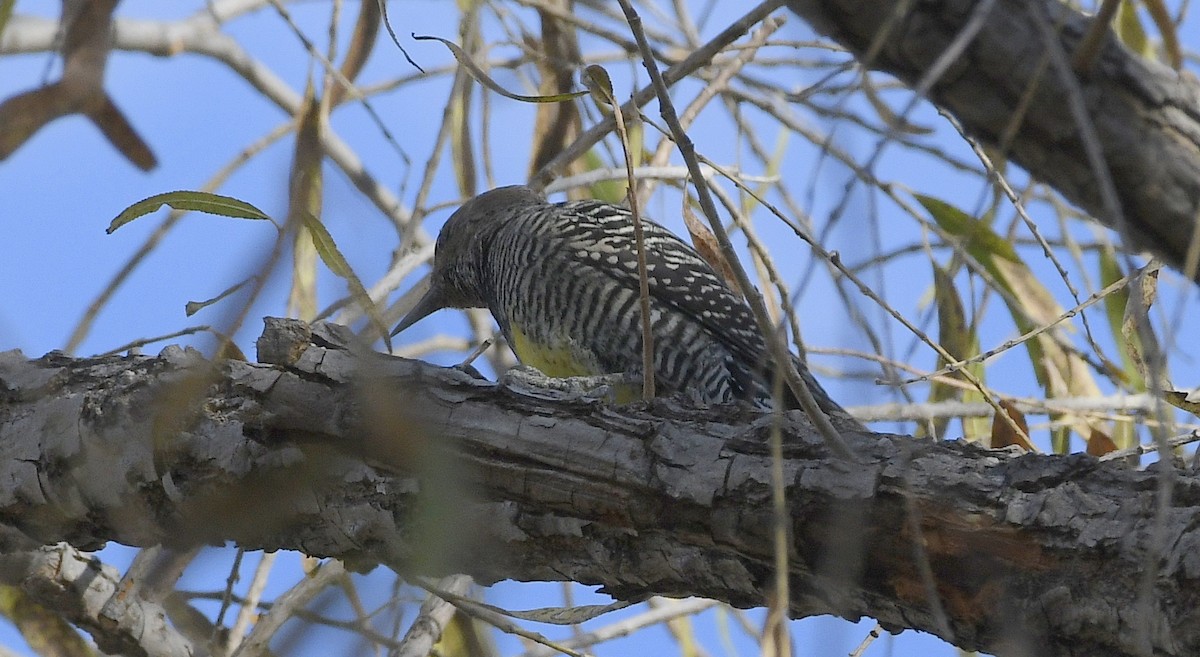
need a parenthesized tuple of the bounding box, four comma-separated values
(391, 278, 447, 337)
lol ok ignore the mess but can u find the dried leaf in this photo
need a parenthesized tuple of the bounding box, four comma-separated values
(682, 198, 744, 298)
(1163, 389, 1200, 417)
(287, 86, 324, 322)
(527, 2, 584, 181)
(924, 264, 988, 441)
(1086, 428, 1119, 457)
(920, 194, 1103, 448)
(990, 400, 1034, 451)
(328, 0, 381, 106)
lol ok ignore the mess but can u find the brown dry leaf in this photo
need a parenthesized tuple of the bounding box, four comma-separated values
(1086, 428, 1119, 457)
(990, 400, 1034, 451)
(286, 85, 323, 322)
(925, 263, 988, 442)
(682, 197, 744, 298)
(1163, 389, 1200, 417)
(328, 0, 381, 106)
(527, 0, 584, 186)
(921, 195, 1104, 451)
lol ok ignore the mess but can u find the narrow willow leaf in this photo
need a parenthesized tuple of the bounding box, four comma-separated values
(414, 34, 587, 102)
(328, 0, 381, 106)
(422, 583, 633, 624)
(663, 612, 701, 657)
(745, 127, 789, 216)
(1119, 265, 1161, 388)
(1164, 389, 1200, 417)
(1115, 0, 1152, 59)
(582, 150, 627, 204)
(527, 7, 584, 181)
(920, 194, 1103, 448)
(287, 86, 324, 322)
(450, 74, 477, 197)
(1099, 248, 1146, 391)
(915, 194, 1018, 263)
(924, 264, 987, 441)
(583, 63, 617, 110)
(108, 191, 269, 233)
(296, 211, 392, 349)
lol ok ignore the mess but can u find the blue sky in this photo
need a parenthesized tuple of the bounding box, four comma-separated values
(3, 0, 1198, 655)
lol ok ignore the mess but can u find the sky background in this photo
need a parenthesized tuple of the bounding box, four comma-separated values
(2, 0, 1199, 655)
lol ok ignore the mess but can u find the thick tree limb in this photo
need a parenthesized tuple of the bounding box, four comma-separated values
(0, 318, 1198, 657)
(786, 0, 1200, 280)
(0, 544, 192, 657)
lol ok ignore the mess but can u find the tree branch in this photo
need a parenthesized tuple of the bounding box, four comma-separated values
(785, 0, 1200, 281)
(0, 318, 1197, 657)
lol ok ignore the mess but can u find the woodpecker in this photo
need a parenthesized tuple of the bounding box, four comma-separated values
(392, 185, 854, 421)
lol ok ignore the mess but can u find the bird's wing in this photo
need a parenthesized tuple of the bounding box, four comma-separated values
(548, 200, 771, 372)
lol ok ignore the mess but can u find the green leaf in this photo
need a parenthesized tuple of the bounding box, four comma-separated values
(582, 150, 626, 204)
(0, 0, 14, 38)
(921, 263, 987, 441)
(1142, 0, 1182, 68)
(295, 210, 393, 349)
(1099, 248, 1146, 391)
(1114, 0, 1151, 59)
(915, 193, 1018, 264)
(582, 64, 617, 109)
(918, 193, 1104, 449)
(108, 191, 269, 233)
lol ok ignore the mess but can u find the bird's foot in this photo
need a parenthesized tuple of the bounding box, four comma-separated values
(501, 365, 638, 402)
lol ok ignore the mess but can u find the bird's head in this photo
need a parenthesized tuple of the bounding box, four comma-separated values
(391, 185, 544, 336)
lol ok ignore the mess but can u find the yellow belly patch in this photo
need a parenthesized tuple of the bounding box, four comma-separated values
(509, 326, 596, 377)
(508, 326, 640, 403)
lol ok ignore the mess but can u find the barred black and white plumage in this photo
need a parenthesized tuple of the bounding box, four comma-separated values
(393, 185, 852, 419)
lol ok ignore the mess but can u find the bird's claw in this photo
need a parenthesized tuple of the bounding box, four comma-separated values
(501, 365, 636, 402)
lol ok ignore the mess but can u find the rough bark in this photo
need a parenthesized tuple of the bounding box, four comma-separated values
(0, 318, 1197, 657)
(786, 0, 1200, 280)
